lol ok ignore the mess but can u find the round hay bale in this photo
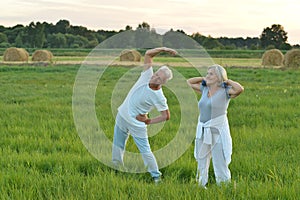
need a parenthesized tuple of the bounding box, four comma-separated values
(261, 49, 284, 67)
(3, 47, 29, 62)
(120, 49, 141, 62)
(284, 49, 300, 69)
(32, 50, 53, 62)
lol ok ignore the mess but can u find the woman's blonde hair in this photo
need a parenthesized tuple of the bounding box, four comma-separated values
(208, 64, 228, 85)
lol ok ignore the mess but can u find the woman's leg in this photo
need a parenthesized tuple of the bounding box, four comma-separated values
(195, 138, 212, 187)
(211, 140, 231, 185)
(196, 150, 211, 187)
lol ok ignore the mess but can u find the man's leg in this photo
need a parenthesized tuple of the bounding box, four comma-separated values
(112, 124, 129, 167)
(133, 136, 161, 178)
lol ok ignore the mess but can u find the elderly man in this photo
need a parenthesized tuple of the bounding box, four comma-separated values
(112, 47, 177, 183)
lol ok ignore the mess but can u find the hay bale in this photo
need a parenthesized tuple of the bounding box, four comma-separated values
(120, 49, 141, 62)
(3, 47, 29, 62)
(32, 50, 53, 62)
(284, 49, 300, 69)
(261, 49, 284, 67)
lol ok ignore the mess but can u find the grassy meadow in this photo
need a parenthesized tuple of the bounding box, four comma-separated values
(0, 58, 299, 199)
(0, 48, 264, 67)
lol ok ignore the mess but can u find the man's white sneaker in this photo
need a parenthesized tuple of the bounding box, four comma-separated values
(153, 177, 162, 184)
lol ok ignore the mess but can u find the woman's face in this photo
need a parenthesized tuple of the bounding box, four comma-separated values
(205, 68, 219, 86)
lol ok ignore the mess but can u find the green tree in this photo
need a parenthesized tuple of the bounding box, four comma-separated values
(68, 25, 88, 36)
(22, 22, 46, 48)
(125, 25, 132, 31)
(137, 22, 150, 31)
(0, 32, 9, 47)
(43, 22, 56, 34)
(48, 33, 67, 48)
(163, 29, 196, 49)
(65, 34, 88, 48)
(191, 32, 207, 46)
(260, 24, 288, 49)
(72, 35, 89, 48)
(202, 36, 224, 49)
(55, 19, 70, 34)
(34, 22, 46, 48)
(15, 31, 25, 47)
(135, 22, 152, 48)
(0, 32, 8, 43)
(4, 25, 24, 44)
(25, 22, 36, 47)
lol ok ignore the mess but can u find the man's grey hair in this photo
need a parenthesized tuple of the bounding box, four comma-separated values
(157, 65, 173, 83)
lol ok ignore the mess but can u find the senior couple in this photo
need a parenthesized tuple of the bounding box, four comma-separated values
(111, 47, 244, 187)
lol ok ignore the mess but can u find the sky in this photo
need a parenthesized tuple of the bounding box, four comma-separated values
(2, 0, 300, 45)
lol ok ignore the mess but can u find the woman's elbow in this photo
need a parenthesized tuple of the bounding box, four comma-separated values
(186, 80, 191, 85)
(231, 86, 244, 98)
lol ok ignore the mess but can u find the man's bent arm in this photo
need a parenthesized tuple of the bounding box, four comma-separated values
(136, 110, 170, 125)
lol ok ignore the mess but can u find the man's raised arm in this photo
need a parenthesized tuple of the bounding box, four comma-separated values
(143, 47, 177, 71)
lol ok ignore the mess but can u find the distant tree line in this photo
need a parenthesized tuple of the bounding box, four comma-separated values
(0, 19, 298, 50)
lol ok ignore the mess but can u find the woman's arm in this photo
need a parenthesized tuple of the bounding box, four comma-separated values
(225, 79, 244, 98)
(186, 77, 205, 93)
(144, 47, 177, 71)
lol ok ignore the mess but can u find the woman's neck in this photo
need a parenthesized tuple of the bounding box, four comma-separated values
(207, 84, 220, 97)
(208, 83, 219, 90)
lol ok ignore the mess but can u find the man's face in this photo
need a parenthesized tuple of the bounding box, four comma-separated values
(150, 71, 166, 85)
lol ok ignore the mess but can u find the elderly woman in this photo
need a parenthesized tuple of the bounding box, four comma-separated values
(187, 64, 244, 188)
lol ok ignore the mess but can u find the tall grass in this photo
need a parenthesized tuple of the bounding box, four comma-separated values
(0, 64, 299, 199)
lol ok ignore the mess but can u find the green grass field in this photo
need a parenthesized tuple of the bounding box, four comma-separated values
(0, 48, 265, 68)
(0, 56, 262, 68)
(0, 63, 299, 199)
